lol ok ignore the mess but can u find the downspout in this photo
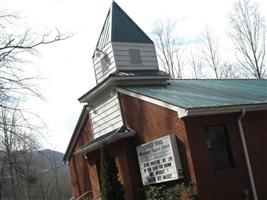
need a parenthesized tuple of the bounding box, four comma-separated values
(237, 109, 258, 200)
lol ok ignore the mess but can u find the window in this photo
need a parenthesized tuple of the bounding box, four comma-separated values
(128, 49, 142, 64)
(101, 54, 110, 73)
(205, 125, 234, 171)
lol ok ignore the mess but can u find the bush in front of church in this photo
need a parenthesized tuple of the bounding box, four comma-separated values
(135, 182, 197, 200)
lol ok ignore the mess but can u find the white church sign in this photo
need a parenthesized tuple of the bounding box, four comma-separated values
(136, 135, 184, 185)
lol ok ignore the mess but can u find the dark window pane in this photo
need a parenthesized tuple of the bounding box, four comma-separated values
(205, 126, 228, 148)
(209, 149, 234, 171)
(205, 125, 234, 171)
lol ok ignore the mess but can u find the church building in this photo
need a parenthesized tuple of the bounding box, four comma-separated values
(63, 2, 267, 200)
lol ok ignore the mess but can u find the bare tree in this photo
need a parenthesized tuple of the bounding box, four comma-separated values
(229, 0, 266, 79)
(0, 105, 39, 200)
(200, 28, 222, 79)
(175, 48, 184, 79)
(0, 110, 71, 200)
(35, 149, 71, 200)
(0, 13, 71, 111)
(52, 150, 61, 200)
(0, 12, 71, 200)
(220, 62, 240, 79)
(190, 50, 203, 79)
(152, 19, 184, 79)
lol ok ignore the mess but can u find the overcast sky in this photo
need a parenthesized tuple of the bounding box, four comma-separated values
(1, 0, 266, 152)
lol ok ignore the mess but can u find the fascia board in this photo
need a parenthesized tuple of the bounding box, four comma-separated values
(74, 130, 135, 155)
(79, 75, 169, 103)
(187, 104, 267, 117)
(116, 88, 188, 118)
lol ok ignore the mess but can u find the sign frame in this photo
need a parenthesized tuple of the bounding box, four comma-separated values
(136, 135, 183, 185)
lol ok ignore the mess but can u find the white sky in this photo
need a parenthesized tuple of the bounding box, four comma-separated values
(1, 0, 266, 152)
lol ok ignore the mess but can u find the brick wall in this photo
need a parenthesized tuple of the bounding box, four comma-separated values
(85, 139, 135, 200)
(120, 93, 267, 200)
(69, 117, 93, 199)
(184, 111, 267, 200)
(242, 111, 267, 199)
(68, 92, 267, 200)
(119, 93, 198, 193)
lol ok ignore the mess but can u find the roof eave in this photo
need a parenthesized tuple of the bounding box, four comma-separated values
(116, 87, 188, 118)
(117, 88, 267, 118)
(74, 129, 136, 155)
(186, 104, 267, 117)
(78, 75, 169, 103)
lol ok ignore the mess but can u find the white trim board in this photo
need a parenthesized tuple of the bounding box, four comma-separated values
(188, 104, 267, 116)
(116, 88, 188, 118)
(79, 75, 168, 104)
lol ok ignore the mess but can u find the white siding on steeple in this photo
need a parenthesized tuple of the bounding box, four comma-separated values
(93, 42, 117, 84)
(93, 41, 159, 84)
(112, 42, 159, 71)
(89, 94, 123, 138)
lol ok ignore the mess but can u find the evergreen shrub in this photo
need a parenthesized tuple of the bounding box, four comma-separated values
(100, 144, 125, 200)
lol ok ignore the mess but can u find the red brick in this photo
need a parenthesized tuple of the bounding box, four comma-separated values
(68, 93, 267, 200)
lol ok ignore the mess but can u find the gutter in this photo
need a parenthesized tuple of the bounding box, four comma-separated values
(187, 104, 267, 117)
(237, 109, 258, 200)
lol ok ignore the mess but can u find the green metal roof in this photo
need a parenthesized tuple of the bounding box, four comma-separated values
(120, 80, 267, 109)
(96, 2, 153, 50)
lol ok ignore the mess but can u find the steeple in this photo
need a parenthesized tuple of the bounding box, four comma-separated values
(96, 2, 153, 51)
(78, 2, 169, 139)
(92, 2, 161, 84)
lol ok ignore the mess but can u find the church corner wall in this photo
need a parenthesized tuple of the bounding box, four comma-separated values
(118, 93, 267, 199)
(68, 117, 93, 199)
(118, 93, 198, 191)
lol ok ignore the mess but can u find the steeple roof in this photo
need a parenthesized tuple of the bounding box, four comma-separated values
(96, 2, 153, 50)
